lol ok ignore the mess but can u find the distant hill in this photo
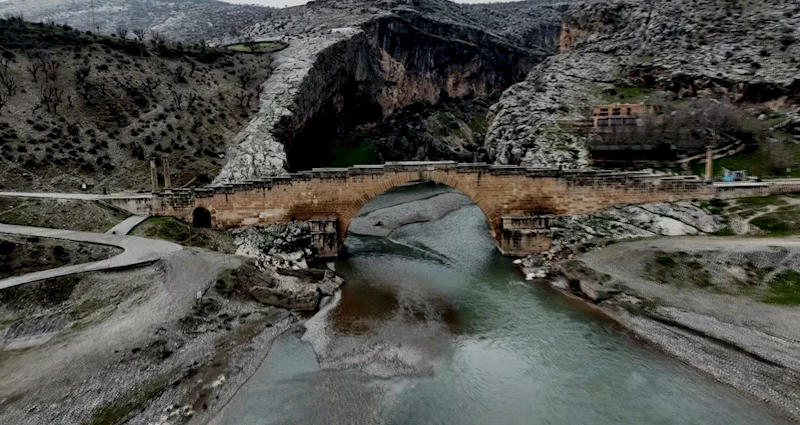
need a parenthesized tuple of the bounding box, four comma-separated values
(0, 0, 272, 42)
(0, 16, 272, 191)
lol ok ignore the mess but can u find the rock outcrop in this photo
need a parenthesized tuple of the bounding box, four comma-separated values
(214, 0, 568, 183)
(517, 200, 725, 279)
(233, 223, 344, 311)
(486, 0, 800, 168)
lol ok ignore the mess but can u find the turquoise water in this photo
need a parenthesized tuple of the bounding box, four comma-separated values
(215, 187, 790, 425)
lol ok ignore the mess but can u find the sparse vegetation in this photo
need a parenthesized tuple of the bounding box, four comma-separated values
(0, 234, 121, 279)
(132, 217, 233, 251)
(763, 270, 800, 305)
(0, 197, 128, 232)
(646, 251, 712, 288)
(750, 210, 800, 236)
(0, 17, 273, 191)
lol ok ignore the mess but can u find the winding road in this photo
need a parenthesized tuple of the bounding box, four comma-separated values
(0, 222, 182, 290)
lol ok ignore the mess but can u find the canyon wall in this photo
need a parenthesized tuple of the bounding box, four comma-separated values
(214, 0, 564, 184)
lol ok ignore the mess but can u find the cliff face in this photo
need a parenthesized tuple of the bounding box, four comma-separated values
(279, 13, 538, 172)
(214, 0, 565, 183)
(485, 0, 800, 169)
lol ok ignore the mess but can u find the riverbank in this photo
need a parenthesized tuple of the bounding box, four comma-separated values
(551, 237, 800, 422)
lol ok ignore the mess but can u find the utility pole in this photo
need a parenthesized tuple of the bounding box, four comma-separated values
(91, 0, 97, 32)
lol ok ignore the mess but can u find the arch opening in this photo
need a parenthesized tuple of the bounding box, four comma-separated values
(192, 207, 212, 228)
(341, 179, 498, 249)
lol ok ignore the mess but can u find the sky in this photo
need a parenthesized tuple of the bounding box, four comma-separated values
(220, 0, 519, 7)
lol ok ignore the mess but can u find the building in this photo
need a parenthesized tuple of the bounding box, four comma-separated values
(592, 103, 662, 128)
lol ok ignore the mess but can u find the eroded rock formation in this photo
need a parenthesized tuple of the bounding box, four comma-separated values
(214, 0, 567, 183)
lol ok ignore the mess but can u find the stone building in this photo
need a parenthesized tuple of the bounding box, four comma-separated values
(592, 104, 663, 128)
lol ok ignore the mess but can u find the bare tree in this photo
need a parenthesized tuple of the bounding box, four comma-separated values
(26, 55, 43, 82)
(115, 25, 129, 39)
(141, 77, 161, 98)
(151, 32, 166, 45)
(0, 92, 8, 113)
(40, 84, 64, 114)
(173, 65, 187, 84)
(0, 58, 18, 97)
(187, 58, 198, 78)
(75, 65, 91, 83)
(132, 28, 147, 41)
(169, 84, 183, 110)
(187, 91, 198, 109)
(234, 91, 247, 107)
(238, 68, 253, 90)
(40, 53, 60, 82)
(0, 74, 17, 97)
(254, 83, 264, 98)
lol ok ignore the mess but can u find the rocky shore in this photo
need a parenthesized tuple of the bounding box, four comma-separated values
(521, 201, 800, 422)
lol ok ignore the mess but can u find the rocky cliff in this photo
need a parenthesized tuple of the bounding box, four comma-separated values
(214, 0, 568, 183)
(485, 0, 800, 168)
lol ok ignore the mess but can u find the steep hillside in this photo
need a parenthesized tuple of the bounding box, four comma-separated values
(0, 17, 272, 191)
(485, 0, 800, 169)
(0, 0, 271, 42)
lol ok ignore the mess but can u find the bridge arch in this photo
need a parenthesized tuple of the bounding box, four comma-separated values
(335, 175, 502, 245)
(192, 207, 212, 228)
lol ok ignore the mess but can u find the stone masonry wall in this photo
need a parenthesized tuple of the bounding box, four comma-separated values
(152, 162, 714, 249)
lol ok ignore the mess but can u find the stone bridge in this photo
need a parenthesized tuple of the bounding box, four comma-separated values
(151, 161, 721, 257)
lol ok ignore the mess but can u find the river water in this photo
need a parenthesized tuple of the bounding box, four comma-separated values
(215, 185, 790, 425)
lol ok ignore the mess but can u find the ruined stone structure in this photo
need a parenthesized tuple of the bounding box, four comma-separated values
(151, 161, 715, 257)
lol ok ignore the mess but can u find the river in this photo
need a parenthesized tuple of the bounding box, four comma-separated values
(213, 184, 790, 425)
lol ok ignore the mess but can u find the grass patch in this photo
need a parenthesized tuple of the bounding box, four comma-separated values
(85, 378, 169, 425)
(71, 298, 110, 319)
(750, 209, 800, 236)
(226, 41, 286, 53)
(134, 217, 214, 248)
(691, 143, 800, 178)
(711, 227, 736, 236)
(646, 251, 712, 288)
(700, 199, 728, 215)
(763, 271, 800, 305)
(593, 85, 654, 103)
(736, 195, 788, 208)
